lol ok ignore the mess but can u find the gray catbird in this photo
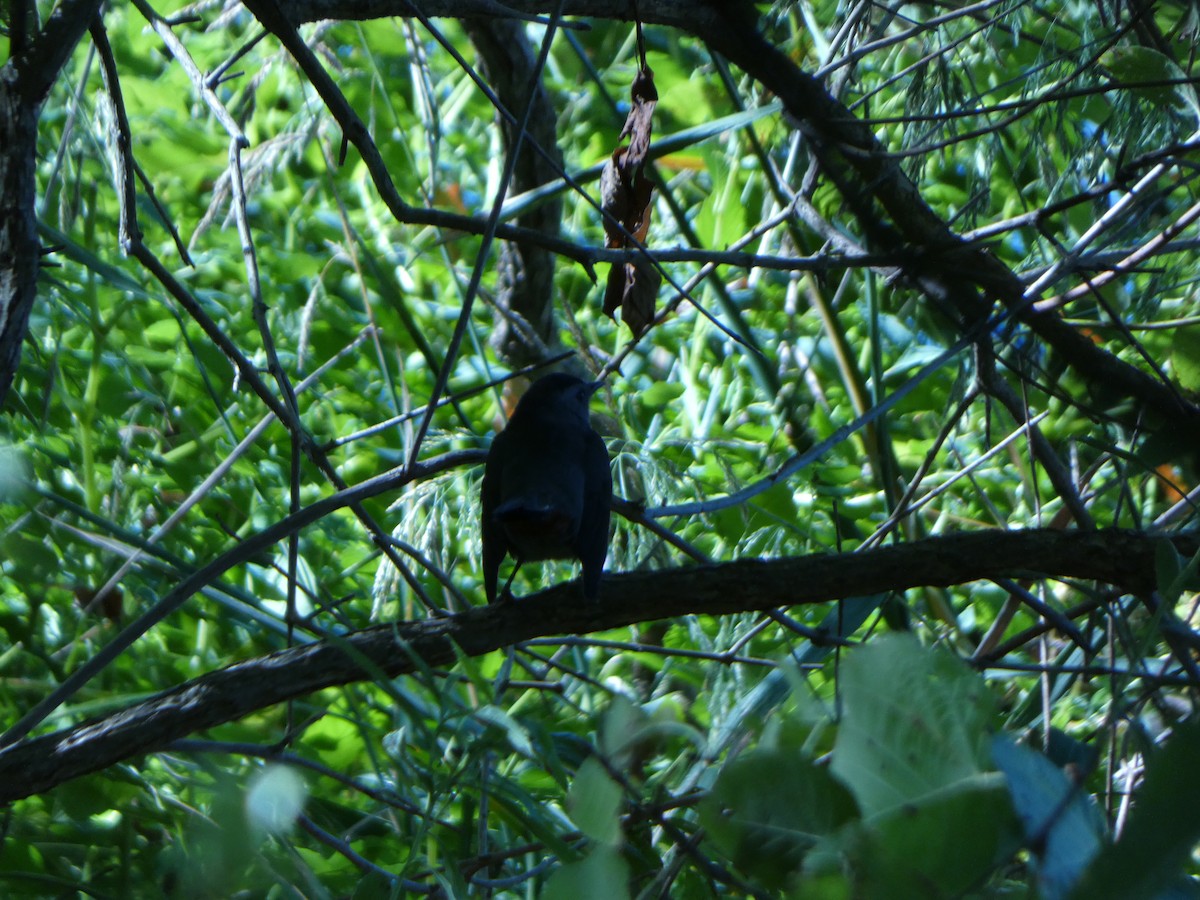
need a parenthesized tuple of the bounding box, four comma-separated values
(481, 373, 612, 603)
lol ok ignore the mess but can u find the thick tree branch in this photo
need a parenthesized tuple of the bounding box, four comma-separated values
(0, 77, 40, 408)
(295, 0, 716, 30)
(10, 0, 105, 102)
(0, 0, 105, 406)
(465, 17, 565, 367)
(0, 526, 1194, 804)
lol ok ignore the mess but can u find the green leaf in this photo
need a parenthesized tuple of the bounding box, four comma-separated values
(475, 705, 535, 758)
(699, 748, 859, 890)
(544, 844, 630, 900)
(831, 634, 995, 816)
(3, 532, 57, 581)
(599, 694, 650, 767)
(1172, 328, 1200, 393)
(1100, 46, 1199, 116)
(648, 52, 716, 128)
(567, 756, 624, 846)
(0, 445, 30, 504)
(305, 713, 364, 772)
(143, 317, 183, 347)
(695, 146, 747, 248)
(1154, 539, 1200, 607)
(639, 381, 686, 410)
(856, 774, 1020, 900)
(993, 735, 1105, 900)
(37, 223, 148, 297)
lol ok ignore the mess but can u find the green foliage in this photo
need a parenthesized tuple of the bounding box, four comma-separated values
(700, 747, 858, 891)
(1172, 328, 1200, 394)
(701, 637, 1024, 897)
(1068, 721, 1200, 900)
(831, 635, 997, 814)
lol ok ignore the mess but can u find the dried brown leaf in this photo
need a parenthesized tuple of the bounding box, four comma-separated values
(603, 258, 661, 337)
(618, 65, 658, 171)
(600, 152, 630, 249)
(598, 33, 660, 335)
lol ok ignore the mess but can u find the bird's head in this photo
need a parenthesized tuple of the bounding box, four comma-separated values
(512, 373, 603, 428)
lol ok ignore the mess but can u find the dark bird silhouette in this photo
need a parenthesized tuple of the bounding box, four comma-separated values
(481, 373, 612, 603)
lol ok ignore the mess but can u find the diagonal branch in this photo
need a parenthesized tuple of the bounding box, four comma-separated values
(465, 16, 565, 366)
(0, 449, 484, 750)
(690, 6, 1200, 443)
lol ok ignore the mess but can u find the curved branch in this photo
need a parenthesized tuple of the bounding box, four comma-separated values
(0, 526, 1193, 804)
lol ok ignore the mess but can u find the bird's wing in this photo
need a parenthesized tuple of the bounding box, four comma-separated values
(577, 430, 613, 600)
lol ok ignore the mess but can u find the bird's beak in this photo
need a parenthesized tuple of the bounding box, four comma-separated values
(586, 380, 605, 398)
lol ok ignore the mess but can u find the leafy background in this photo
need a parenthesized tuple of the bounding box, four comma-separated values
(2, 0, 1200, 896)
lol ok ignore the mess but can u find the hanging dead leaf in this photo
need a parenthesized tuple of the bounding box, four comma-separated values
(602, 62, 657, 250)
(599, 23, 660, 336)
(601, 145, 655, 249)
(599, 152, 629, 249)
(603, 258, 660, 337)
(620, 64, 657, 171)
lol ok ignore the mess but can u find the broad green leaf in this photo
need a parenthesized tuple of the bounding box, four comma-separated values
(856, 774, 1020, 900)
(699, 748, 858, 891)
(993, 735, 1105, 900)
(567, 756, 624, 846)
(1100, 46, 1199, 116)
(640, 381, 686, 410)
(544, 844, 630, 900)
(831, 634, 995, 816)
(1171, 327, 1200, 393)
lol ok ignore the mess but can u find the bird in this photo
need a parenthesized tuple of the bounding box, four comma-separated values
(481, 373, 612, 604)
